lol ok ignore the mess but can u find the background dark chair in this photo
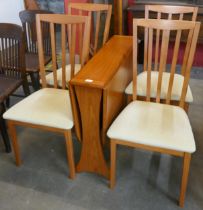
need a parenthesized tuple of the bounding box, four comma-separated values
(0, 23, 30, 152)
(19, 10, 53, 90)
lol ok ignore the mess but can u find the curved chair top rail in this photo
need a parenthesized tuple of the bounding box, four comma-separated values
(145, 4, 198, 21)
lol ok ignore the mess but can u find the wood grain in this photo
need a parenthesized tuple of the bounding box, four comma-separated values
(75, 86, 109, 178)
(70, 35, 132, 178)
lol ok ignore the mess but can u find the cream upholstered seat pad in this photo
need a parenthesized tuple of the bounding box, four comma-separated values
(3, 88, 73, 130)
(45, 64, 81, 87)
(125, 71, 193, 102)
(107, 101, 195, 153)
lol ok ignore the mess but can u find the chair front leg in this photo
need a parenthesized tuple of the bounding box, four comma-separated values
(110, 139, 117, 189)
(7, 121, 22, 166)
(179, 153, 191, 207)
(64, 130, 75, 179)
(0, 105, 11, 152)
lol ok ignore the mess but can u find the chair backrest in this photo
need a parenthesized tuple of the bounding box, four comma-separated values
(36, 14, 91, 89)
(68, 3, 112, 55)
(133, 19, 200, 108)
(24, 0, 40, 10)
(0, 23, 26, 79)
(19, 10, 53, 55)
(145, 5, 198, 20)
(144, 5, 198, 74)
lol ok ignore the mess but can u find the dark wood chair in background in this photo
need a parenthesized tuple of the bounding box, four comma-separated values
(19, 10, 53, 90)
(0, 23, 30, 152)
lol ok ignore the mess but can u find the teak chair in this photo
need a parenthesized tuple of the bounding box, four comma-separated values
(3, 14, 91, 178)
(19, 10, 53, 90)
(0, 23, 30, 152)
(45, 3, 111, 88)
(68, 3, 112, 56)
(125, 5, 198, 112)
(108, 19, 200, 207)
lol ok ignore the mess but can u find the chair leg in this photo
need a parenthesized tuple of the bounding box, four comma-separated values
(5, 97, 10, 108)
(29, 72, 40, 91)
(184, 103, 189, 114)
(0, 116, 11, 153)
(110, 140, 117, 189)
(64, 130, 75, 179)
(179, 153, 191, 207)
(22, 77, 30, 96)
(126, 95, 132, 104)
(7, 121, 22, 166)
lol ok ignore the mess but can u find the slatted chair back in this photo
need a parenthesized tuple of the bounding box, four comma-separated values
(68, 3, 112, 56)
(36, 14, 91, 89)
(133, 19, 200, 108)
(0, 23, 26, 79)
(19, 10, 53, 56)
(144, 5, 198, 74)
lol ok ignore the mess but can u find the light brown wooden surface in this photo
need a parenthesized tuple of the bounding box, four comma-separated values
(71, 35, 132, 88)
(102, 51, 132, 144)
(110, 19, 200, 207)
(70, 35, 133, 178)
(68, 3, 112, 56)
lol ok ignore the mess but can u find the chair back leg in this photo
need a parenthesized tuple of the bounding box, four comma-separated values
(7, 121, 22, 166)
(179, 153, 191, 207)
(0, 103, 11, 152)
(64, 130, 76, 179)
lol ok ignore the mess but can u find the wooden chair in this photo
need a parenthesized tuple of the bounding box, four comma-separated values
(3, 14, 91, 178)
(19, 10, 53, 90)
(45, 3, 112, 88)
(0, 23, 30, 152)
(68, 3, 112, 56)
(108, 19, 200, 207)
(125, 5, 198, 112)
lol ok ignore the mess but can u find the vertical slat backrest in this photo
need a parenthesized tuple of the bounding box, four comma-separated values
(0, 23, 26, 79)
(19, 10, 53, 55)
(133, 19, 200, 108)
(68, 3, 112, 55)
(36, 14, 91, 89)
(144, 5, 198, 72)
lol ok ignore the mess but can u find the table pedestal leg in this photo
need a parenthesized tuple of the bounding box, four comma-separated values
(75, 86, 109, 179)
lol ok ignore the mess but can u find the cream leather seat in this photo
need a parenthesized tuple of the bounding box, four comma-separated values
(45, 64, 81, 87)
(3, 88, 73, 130)
(125, 71, 193, 102)
(108, 18, 200, 207)
(107, 100, 195, 153)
